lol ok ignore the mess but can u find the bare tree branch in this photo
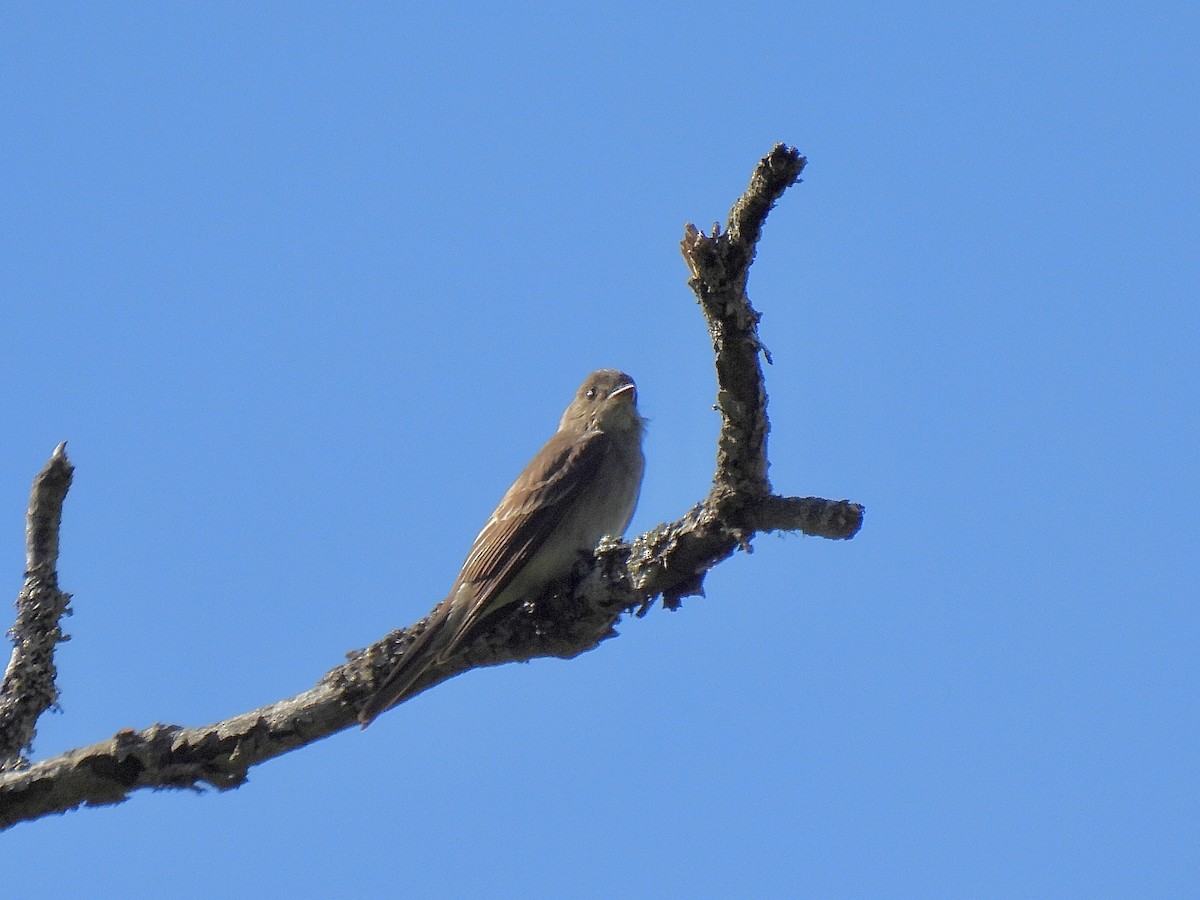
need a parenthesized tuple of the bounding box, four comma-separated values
(682, 142, 806, 498)
(0, 144, 863, 829)
(1, 443, 74, 772)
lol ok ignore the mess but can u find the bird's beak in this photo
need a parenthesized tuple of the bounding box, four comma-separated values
(608, 383, 636, 402)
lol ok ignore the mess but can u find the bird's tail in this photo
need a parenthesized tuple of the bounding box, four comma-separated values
(358, 600, 453, 727)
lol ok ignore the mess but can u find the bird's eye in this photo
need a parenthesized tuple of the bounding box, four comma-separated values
(585, 388, 597, 400)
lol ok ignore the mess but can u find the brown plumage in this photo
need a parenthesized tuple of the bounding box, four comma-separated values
(358, 369, 645, 726)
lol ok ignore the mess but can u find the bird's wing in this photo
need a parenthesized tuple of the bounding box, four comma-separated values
(438, 425, 610, 651)
(358, 426, 609, 725)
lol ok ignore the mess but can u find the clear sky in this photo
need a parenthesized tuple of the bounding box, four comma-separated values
(3, 3, 1196, 897)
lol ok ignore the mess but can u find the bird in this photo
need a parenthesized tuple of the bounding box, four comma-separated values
(358, 368, 645, 726)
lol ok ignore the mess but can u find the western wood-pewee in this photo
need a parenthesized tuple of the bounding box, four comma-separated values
(359, 369, 645, 726)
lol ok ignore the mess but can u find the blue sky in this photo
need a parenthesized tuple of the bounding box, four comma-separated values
(3, 3, 1196, 897)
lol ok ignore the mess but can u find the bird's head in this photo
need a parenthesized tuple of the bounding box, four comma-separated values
(561, 369, 644, 434)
